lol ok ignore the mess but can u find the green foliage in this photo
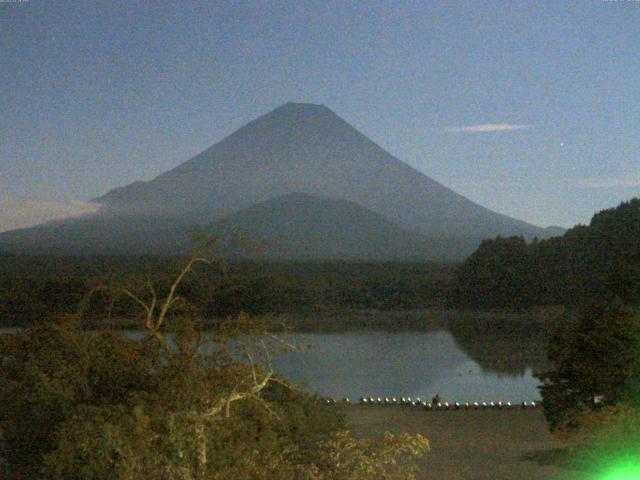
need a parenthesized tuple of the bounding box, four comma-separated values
(536, 297, 640, 434)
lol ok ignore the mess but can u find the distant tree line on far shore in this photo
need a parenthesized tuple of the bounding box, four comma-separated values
(0, 258, 455, 328)
(2, 198, 638, 327)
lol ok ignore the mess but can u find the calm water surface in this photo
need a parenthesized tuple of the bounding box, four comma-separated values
(1, 326, 543, 402)
(270, 331, 541, 402)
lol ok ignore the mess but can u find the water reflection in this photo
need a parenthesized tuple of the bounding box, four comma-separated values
(447, 317, 550, 376)
(271, 331, 543, 402)
(0, 316, 549, 402)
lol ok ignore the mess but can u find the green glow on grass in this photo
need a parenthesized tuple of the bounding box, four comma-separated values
(598, 459, 640, 480)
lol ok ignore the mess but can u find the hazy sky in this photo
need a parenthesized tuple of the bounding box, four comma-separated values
(2, 0, 639, 230)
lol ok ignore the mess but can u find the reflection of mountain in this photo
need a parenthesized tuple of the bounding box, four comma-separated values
(447, 316, 551, 376)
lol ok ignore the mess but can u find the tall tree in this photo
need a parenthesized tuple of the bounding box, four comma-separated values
(453, 236, 535, 309)
(536, 297, 640, 433)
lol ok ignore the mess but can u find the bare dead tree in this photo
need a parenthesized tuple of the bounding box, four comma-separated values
(76, 239, 296, 479)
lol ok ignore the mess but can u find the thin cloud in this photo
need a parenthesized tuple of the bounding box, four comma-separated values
(454, 180, 521, 188)
(0, 194, 99, 232)
(443, 123, 534, 133)
(573, 177, 640, 189)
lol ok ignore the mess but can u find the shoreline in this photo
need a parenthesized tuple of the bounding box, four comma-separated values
(0, 306, 566, 333)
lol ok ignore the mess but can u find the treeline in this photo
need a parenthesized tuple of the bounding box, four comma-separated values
(0, 256, 456, 327)
(453, 198, 640, 309)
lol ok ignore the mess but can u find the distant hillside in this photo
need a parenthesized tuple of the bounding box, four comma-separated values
(0, 216, 191, 256)
(94, 102, 550, 240)
(0, 193, 481, 260)
(210, 192, 480, 261)
(452, 198, 640, 308)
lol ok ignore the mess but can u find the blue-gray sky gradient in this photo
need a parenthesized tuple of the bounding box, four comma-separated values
(2, 0, 639, 229)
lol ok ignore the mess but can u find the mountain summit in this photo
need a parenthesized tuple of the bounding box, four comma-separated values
(94, 102, 546, 239)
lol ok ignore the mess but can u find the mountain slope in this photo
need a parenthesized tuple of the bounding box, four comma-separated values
(94, 102, 548, 239)
(0, 194, 480, 260)
(0, 216, 192, 255)
(210, 193, 480, 261)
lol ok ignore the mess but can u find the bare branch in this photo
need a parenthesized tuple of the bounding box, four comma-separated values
(203, 371, 274, 419)
(244, 347, 258, 385)
(156, 256, 212, 331)
(146, 281, 158, 330)
(261, 339, 273, 374)
(265, 332, 299, 352)
(77, 285, 109, 320)
(114, 287, 152, 318)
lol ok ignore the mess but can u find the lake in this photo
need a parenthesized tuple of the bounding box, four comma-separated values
(1, 319, 548, 403)
(269, 330, 543, 403)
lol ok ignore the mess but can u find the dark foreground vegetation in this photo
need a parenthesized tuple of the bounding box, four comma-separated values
(0, 256, 428, 479)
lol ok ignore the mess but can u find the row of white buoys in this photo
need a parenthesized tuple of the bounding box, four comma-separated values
(357, 398, 538, 410)
(358, 396, 422, 405)
(323, 398, 351, 405)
